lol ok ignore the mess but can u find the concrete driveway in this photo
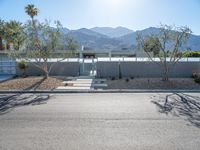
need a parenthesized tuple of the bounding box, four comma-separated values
(0, 93, 199, 150)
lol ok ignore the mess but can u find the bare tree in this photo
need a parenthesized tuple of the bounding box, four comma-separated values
(137, 24, 192, 81)
(10, 5, 77, 79)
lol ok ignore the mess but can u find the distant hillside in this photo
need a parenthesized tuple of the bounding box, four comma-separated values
(186, 34, 200, 50)
(66, 28, 124, 50)
(118, 27, 161, 46)
(91, 27, 133, 38)
(62, 27, 200, 51)
(60, 27, 70, 34)
(117, 27, 200, 51)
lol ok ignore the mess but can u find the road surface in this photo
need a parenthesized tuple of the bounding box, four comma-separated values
(0, 93, 199, 150)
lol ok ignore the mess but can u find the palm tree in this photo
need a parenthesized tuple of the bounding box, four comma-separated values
(25, 4, 40, 48)
(4, 21, 25, 50)
(25, 4, 39, 22)
(0, 19, 5, 50)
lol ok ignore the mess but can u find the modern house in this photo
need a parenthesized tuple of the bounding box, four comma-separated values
(77, 49, 136, 58)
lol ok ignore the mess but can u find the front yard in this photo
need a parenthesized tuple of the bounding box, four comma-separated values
(0, 77, 65, 90)
(0, 76, 200, 90)
(107, 78, 200, 90)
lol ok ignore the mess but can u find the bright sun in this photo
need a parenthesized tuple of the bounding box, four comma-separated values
(100, 0, 125, 9)
(107, 0, 123, 6)
(92, 0, 131, 14)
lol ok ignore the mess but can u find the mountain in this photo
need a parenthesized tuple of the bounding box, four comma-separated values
(66, 28, 124, 50)
(118, 27, 200, 51)
(60, 27, 70, 34)
(118, 27, 161, 46)
(136, 27, 160, 36)
(72, 28, 108, 38)
(91, 27, 133, 38)
(61, 27, 200, 51)
(186, 34, 200, 50)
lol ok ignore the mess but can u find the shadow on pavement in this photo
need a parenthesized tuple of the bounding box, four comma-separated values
(151, 93, 200, 128)
(0, 94, 50, 115)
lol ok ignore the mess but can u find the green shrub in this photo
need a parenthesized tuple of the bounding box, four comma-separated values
(192, 72, 199, 79)
(111, 77, 115, 81)
(194, 77, 200, 84)
(18, 60, 28, 77)
(192, 72, 200, 84)
(125, 78, 129, 82)
(183, 51, 200, 57)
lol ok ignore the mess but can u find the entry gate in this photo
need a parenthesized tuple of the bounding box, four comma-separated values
(80, 59, 96, 76)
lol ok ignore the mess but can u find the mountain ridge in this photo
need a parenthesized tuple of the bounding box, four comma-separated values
(90, 26, 134, 38)
(62, 26, 200, 51)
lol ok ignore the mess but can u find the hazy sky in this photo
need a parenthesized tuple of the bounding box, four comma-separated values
(0, 0, 200, 34)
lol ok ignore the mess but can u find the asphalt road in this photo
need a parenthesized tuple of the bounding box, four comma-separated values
(0, 93, 200, 150)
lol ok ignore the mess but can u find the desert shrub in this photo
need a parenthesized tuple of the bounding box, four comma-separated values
(183, 51, 200, 57)
(192, 72, 199, 78)
(192, 72, 200, 84)
(125, 78, 129, 82)
(18, 60, 28, 77)
(194, 77, 200, 84)
(111, 77, 115, 81)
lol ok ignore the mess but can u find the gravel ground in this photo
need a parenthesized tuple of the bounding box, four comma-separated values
(107, 78, 200, 89)
(0, 77, 64, 90)
(0, 77, 200, 90)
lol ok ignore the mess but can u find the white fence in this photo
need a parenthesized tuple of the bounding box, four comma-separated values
(19, 57, 200, 63)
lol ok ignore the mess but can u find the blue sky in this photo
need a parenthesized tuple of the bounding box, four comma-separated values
(0, 0, 200, 34)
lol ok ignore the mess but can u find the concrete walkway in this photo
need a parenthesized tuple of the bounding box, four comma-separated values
(57, 76, 107, 90)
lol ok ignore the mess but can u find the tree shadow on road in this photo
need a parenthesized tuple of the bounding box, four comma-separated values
(151, 93, 200, 128)
(0, 94, 50, 115)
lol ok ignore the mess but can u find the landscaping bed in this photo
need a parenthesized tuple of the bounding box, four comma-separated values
(106, 78, 200, 90)
(0, 77, 200, 91)
(0, 76, 65, 90)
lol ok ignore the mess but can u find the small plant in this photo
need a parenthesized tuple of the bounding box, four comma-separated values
(18, 60, 28, 77)
(131, 77, 134, 80)
(125, 78, 129, 82)
(183, 51, 200, 57)
(194, 77, 200, 84)
(111, 77, 115, 81)
(192, 72, 199, 79)
(192, 72, 200, 84)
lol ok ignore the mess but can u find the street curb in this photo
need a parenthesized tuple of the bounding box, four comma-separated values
(0, 89, 200, 94)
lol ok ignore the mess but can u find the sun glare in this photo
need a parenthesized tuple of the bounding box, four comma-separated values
(97, 0, 127, 10)
(107, 0, 123, 6)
